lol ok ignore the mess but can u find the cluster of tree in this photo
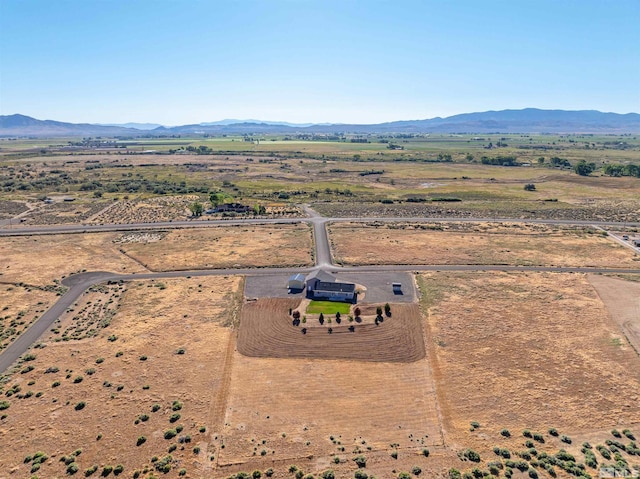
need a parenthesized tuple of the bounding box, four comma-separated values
(602, 163, 640, 177)
(480, 155, 519, 166)
(574, 160, 596, 176)
(549, 156, 571, 168)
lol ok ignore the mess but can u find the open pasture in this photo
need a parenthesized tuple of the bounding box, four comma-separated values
(120, 223, 313, 271)
(330, 222, 640, 267)
(0, 276, 241, 479)
(420, 271, 640, 449)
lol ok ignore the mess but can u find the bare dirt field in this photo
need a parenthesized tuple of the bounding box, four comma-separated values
(221, 343, 441, 473)
(420, 271, 640, 454)
(589, 274, 640, 354)
(0, 232, 146, 286)
(330, 222, 640, 267)
(237, 298, 425, 362)
(0, 276, 241, 479)
(120, 224, 313, 271)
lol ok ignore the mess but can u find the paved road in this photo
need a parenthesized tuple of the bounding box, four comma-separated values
(2, 206, 640, 374)
(2, 212, 640, 237)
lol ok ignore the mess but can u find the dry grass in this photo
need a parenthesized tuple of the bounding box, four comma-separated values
(0, 285, 57, 351)
(0, 233, 146, 286)
(120, 224, 313, 271)
(330, 222, 640, 267)
(420, 272, 640, 449)
(0, 276, 241, 478)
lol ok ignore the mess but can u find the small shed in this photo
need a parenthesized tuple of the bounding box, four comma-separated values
(287, 273, 306, 291)
(392, 282, 402, 293)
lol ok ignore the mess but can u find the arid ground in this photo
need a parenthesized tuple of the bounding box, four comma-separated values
(330, 222, 640, 268)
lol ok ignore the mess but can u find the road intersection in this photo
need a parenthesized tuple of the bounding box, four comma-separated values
(1, 208, 639, 374)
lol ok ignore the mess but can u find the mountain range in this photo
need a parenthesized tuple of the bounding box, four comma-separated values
(1, 109, 639, 137)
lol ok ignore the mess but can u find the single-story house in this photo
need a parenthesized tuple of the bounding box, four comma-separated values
(287, 273, 306, 291)
(306, 270, 356, 302)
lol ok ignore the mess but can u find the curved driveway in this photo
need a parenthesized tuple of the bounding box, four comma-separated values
(1, 209, 640, 374)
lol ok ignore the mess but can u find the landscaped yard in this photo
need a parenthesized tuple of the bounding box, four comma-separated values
(305, 300, 351, 315)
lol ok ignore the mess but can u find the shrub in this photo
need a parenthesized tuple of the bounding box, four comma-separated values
(85, 465, 98, 476)
(179, 469, 187, 477)
(75, 401, 86, 410)
(462, 449, 481, 462)
(320, 471, 334, 479)
(398, 474, 411, 479)
(560, 435, 572, 444)
(136, 436, 146, 446)
(422, 448, 430, 457)
(533, 433, 544, 443)
(152, 403, 161, 412)
(85, 368, 96, 375)
(170, 413, 180, 423)
(353, 455, 367, 468)
(164, 429, 177, 440)
(139, 355, 147, 361)
(548, 428, 559, 436)
(412, 466, 422, 475)
(199, 426, 206, 433)
(449, 469, 462, 479)
(390, 450, 398, 459)
(265, 469, 274, 477)
(102, 465, 113, 476)
(623, 429, 636, 440)
(501, 429, 511, 437)
(612, 429, 622, 438)
(0, 401, 9, 410)
(172, 400, 183, 411)
(523, 430, 532, 438)
(193, 446, 200, 454)
(66, 462, 79, 474)
(95, 358, 104, 364)
(113, 464, 124, 475)
(528, 469, 538, 479)
(73, 376, 83, 383)
(354, 471, 368, 479)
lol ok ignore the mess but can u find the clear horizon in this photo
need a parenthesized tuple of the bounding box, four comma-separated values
(1, 0, 639, 125)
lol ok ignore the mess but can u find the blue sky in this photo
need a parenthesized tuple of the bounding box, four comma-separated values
(1, 0, 638, 124)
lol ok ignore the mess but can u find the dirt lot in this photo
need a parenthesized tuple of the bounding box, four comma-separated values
(237, 298, 425, 362)
(420, 272, 640, 453)
(589, 274, 640, 354)
(0, 232, 146, 286)
(223, 338, 440, 468)
(0, 276, 241, 479)
(330, 222, 640, 267)
(120, 224, 313, 271)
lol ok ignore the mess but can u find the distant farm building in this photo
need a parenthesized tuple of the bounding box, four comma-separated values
(392, 282, 402, 294)
(305, 270, 356, 302)
(287, 273, 306, 292)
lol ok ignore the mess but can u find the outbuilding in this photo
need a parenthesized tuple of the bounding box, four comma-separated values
(287, 273, 306, 292)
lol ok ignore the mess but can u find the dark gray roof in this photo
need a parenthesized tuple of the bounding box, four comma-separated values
(306, 270, 336, 283)
(315, 281, 355, 293)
